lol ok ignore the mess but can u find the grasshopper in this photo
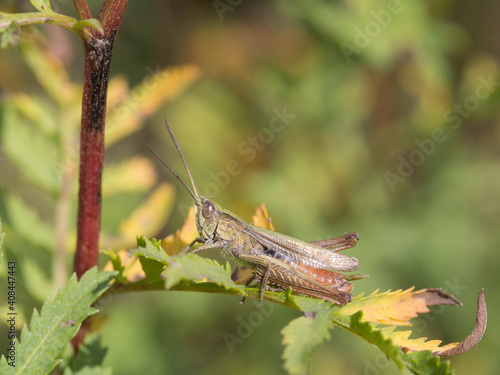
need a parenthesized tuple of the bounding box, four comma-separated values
(149, 120, 366, 308)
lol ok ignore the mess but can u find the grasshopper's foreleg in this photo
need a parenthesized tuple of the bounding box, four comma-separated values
(178, 239, 223, 255)
(179, 237, 204, 255)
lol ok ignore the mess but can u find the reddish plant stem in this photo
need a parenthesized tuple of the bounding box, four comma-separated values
(72, 0, 93, 21)
(73, 34, 114, 280)
(72, 0, 128, 349)
(98, 0, 129, 34)
(73, 0, 128, 280)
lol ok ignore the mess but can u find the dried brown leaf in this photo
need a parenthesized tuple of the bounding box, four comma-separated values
(438, 289, 487, 357)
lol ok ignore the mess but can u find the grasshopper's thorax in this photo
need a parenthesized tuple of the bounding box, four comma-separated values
(194, 196, 223, 243)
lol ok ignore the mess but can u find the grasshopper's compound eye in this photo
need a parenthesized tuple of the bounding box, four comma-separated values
(202, 200, 215, 219)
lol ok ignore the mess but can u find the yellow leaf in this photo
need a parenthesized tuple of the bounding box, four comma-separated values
(389, 329, 458, 354)
(162, 205, 198, 255)
(119, 183, 175, 237)
(105, 64, 201, 146)
(346, 288, 431, 326)
(340, 288, 478, 355)
(102, 157, 157, 197)
(106, 75, 130, 111)
(102, 249, 146, 282)
(21, 38, 76, 105)
(252, 203, 275, 230)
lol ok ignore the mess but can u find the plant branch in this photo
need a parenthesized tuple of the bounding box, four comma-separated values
(98, 0, 129, 35)
(73, 0, 129, 279)
(73, 33, 115, 279)
(0, 11, 76, 30)
(72, 0, 93, 20)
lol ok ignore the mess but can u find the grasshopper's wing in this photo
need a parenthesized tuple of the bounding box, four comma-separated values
(241, 224, 360, 272)
(241, 253, 353, 305)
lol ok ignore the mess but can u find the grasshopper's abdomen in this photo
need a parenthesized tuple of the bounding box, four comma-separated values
(263, 249, 353, 293)
(261, 248, 352, 290)
(296, 264, 353, 291)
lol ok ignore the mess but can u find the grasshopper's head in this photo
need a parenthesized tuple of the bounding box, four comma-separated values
(194, 196, 223, 241)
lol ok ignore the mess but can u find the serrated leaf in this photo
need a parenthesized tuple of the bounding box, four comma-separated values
(0, 267, 116, 375)
(63, 334, 112, 375)
(138, 256, 166, 282)
(30, 0, 52, 11)
(403, 351, 452, 375)
(342, 288, 461, 326)
(388, 328, 458, 355)
(132, 236, 171, 266)
(73, 19, 104, 35)
(163, 253, 242, 294)
(102, 249, 145, 283)
(324, 288, 486, 374)
(348, 311, 405, 369)
(282, 310, 333, 375)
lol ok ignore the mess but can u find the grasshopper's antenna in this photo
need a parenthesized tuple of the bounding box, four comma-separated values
(163, 119, 199, 197)
(146, 119, 199, 200)
(147, 145, 198, 200)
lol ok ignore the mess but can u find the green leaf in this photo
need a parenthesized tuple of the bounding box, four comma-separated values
(163, 253, 242, 294)
(0, 218, 4, 250)
(20, 40, 76, 104)
(132, 236, 171, 265)
(101, 249, 127, 283)
(12, 94, 58, 136)
(0, 21, 20, 48)
(73, 19, 104, 35)
(63, 334, 112, 375)
(0, 267, 116, 375)
(348, 311, 404, 370)
(131, 237, 170, 282)
(138, 257, 165, 282)
(30, 0, 52, 11)
(20, 258, 53, 303)
(2, 104, 59, 194)
(4, 195, 55, 252)
(403, 351, 453, 375)
(281, 310, 334, 375)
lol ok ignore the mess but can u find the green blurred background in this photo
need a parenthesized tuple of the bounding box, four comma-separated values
(0, 0, 499, 374)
